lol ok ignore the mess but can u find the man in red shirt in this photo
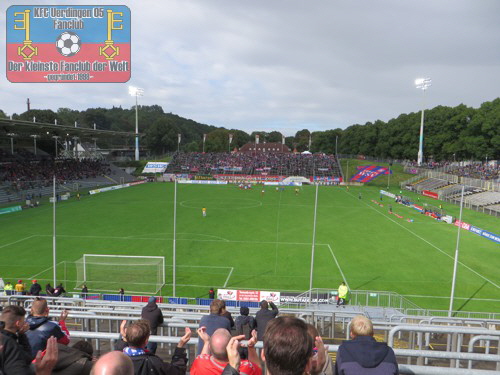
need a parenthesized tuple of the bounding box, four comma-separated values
(191, 327, 261, 375)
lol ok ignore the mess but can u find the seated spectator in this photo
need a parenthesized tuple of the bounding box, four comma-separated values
(1, 305, 33, 364)
(29, 280, 42, 296)
(255, 300, 279, 341)
(91, 351, 134, 375)
(192, 327, 261, 375)
(52, 341, 94, 375)
(197, 299, 231, 355)
(26, 299, 70, 357)
(121, 319, 191, 375)
(335, 315, 398, 375)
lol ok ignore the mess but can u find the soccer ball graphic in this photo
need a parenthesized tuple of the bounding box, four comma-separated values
(56, 32, 81, 57)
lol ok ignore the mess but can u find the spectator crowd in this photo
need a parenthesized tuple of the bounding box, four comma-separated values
(166, 152, 339, 177)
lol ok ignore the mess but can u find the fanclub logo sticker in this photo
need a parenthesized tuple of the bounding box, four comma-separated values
(6, 5, 131, 83)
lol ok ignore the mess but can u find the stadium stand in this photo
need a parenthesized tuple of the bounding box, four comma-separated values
(165, 152, 341, 178)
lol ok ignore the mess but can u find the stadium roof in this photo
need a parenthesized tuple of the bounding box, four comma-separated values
(0, 118, 139, 141)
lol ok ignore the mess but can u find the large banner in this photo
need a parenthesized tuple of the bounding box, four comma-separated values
(454, 220, 500, 244)
(7, 5, 131, 83)
(142, 162, 169, 174)
(0, 205, 22, 215)
(351, 166, 391, 183)
(422, 190, 438, 199)
(217, 289, 281, 305)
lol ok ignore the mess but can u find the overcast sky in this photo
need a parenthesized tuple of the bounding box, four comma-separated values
(1, 0, 499, 136)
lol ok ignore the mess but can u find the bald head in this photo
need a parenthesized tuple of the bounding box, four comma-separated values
(210, 328, 231, 361)
(91, 351, 134, 375)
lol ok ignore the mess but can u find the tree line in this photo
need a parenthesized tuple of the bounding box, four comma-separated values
(1, 97, 498, 160)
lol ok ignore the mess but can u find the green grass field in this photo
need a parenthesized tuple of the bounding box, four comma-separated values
(1, 179, 499, 313)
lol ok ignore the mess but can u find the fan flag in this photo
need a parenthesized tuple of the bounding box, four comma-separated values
(6, 5, 131, 83)
(351, 166, 391, 183)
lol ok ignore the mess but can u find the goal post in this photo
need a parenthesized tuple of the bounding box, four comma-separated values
(75, 254, 165, 295)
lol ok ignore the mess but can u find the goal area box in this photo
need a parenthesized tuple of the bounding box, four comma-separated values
(75, 254, 165, 295)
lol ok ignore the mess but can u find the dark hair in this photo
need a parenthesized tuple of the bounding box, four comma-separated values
(264, 317, 313, 375)
(260, 300, 269, 309)
(240, 306, 250, 316)
(125, 320, 150, 348)
(0, 305, 26, 328)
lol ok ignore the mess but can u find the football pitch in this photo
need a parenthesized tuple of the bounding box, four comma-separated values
(1, 182, 499, 313)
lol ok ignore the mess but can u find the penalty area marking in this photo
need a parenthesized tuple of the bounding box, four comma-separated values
(326, 244, 349, 289)
(0, 235, 37, 250)
(354, 193, 500, 290)
(179, 198, 262, 210)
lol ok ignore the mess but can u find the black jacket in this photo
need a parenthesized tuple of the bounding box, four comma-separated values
(335, 335, 398, 375)
(255, 302, 279, 341)
(0, 330, 32, 365)
(141, 301, 164, 335)
(52, 344, 93, 375)
(0, 331, 34, 375)
(29, 283, 41, 296)
(129, 347, 187, 375)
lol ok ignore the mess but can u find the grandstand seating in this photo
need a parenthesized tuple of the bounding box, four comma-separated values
(411, 177, 451, 192)
(165, 152, 342, 179)
(461, 191, 500, 207)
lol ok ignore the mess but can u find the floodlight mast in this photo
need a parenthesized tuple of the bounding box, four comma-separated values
(129, 86, 144, 161)
(415, 78, 431, 167)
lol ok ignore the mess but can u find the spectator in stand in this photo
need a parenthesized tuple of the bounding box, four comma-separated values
(234, 306, 255, 360)
(30, 279, 42, 296)
(81, 284, 88, 299)
(335, 315, 398, 375)
(53, 283, 66, 297)
(307, 323, 333, 375)
(223, 316, 312, 375)
(255, 300, 279, 341)
(14, 280, 25, 295)
(52, 340, 94, 375)
(91, 351, 134, 375)
(26, 299, 70, 357)
(4, 281, 13, 295)
(45, 283, 55, 296)
(220, 300, 234, 329)
(0, 333, 58, 375)
(197, 299, 232, 355)
(141, 297, 164, 354)
(120, 319, 191, 375)
(192, 327, 261, 375)
(1, 305, 33, 364)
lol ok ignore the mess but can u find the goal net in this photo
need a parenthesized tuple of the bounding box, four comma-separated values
(75, 254, 165, 295)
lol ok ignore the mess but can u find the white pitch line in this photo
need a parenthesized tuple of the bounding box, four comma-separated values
(0, 235, 36, 250)
(327, 244, 349, 289)
(28, 261, 65, 279)
(223, 267, 234, 288)
(358, 195, 500, 290)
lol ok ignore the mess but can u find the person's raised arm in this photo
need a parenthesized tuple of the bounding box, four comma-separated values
(197, 326, 211, 355)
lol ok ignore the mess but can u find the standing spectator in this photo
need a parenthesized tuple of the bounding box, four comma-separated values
(192, 327, 261, 375)
(26, 299, 70, 357)
(337, 282, 349, 307)
(255, 300, 279, 341)
(118, 288, 125, 301)
(121, 319, 191, 375)
(53, 283, 66, 297)
(220, 300, 234, 329)
(46, 283, 55, 296)
(0, 305, 33, 364)
(4, 281, 14, 295)
(197, 299, 231, 355)
(208, 288, 215, 299)
(335, 315, 398, 375)
(30, 280, 42, 296)
(234, 306, 256, 360)
(141, 296, 164, 354)
(14, 280, 25, 295)
(81, 284, 88, 299)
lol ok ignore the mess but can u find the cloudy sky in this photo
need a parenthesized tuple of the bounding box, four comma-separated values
(1, 0, 499, 136)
